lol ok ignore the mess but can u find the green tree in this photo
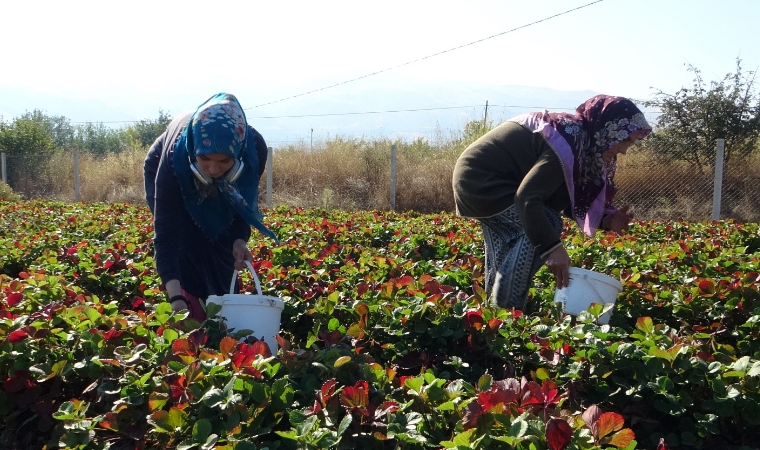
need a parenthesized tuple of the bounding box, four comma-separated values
(21, 110, 77, 148)
(447, 118, 494, 152)
(0, 111, 56, 155)
(123, 109, 173, 148)
(72, 122, 126, 155)
(0, 111, 59, 192)
(645, 58, 760, 170)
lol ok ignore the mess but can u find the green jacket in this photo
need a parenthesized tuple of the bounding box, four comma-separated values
(452, 120, 571, 255)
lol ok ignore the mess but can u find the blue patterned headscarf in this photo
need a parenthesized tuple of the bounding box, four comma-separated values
(173, 93, 277, 242)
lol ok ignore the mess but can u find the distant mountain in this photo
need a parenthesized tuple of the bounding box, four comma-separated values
(0, 89, 150, 124)
(1, 74, 601, 146)
(248, 75, 599, 145)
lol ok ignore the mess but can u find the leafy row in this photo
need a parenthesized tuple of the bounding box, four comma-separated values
(1, 201, 759, 449)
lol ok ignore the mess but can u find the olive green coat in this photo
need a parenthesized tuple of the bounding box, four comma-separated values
(452, 120, 571, 255)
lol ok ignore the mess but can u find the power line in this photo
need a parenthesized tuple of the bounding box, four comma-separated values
(3, 2, 616, 126)
(247, 0, 606, 110)
(249, 104, 583, 119)
(11, 101, 662, 126)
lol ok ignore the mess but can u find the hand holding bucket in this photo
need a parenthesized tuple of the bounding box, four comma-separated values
(206, 261, 285, 352)
(553, 267, 622, 324)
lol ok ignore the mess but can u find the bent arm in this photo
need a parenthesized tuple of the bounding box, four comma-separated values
(249, 127, 269, 178)
(514, 150, 573, 288)
(152, 147, 187, 290)
(513, 149, 567, 256)
(143, 132, 166, 214)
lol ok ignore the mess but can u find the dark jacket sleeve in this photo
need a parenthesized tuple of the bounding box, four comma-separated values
(152, 145, 188, 285)
(514, 149, 568, 256)
(250, 126, 268, 178)
(228, 214, 253, 244)
(143, 132, 166, 214)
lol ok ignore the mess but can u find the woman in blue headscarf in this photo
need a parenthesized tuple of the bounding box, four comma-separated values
(144, 93, 277, 320)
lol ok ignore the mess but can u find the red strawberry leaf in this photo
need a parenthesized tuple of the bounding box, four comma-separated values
(464, 310, 484, 330)
(487, 318, 503, 331)
(596, 411, 625, 439)
(340, 380, 369, 415)
(219, 336, 238, 355)
(698, 279, 716, 296)
(8, 329, 29, 343)
(305, 400, 322, 416)
(373, 401, 398, 420)
(546, 418, 572, 450)
(461, 401, 483, 430)
(242, 366, 264, 378)
(582, 404, 602, 428)
(99, 412, 119, 431)
(172, 339, 195, 357)
(605, 428, 636, 448)
(187, 328, 208, 349)
(4, 371, 34, 393)
(231, 345, 256, 369)
(250, 340, 272, 358)
(6, 292, 23, 307)
(320, 379, 337, 404)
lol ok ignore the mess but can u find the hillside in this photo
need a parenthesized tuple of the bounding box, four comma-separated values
(0, 73, 601, 146)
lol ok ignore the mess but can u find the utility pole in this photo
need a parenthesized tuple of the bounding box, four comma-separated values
(310, 128, 313, 151)
(482, 101, 489, 130)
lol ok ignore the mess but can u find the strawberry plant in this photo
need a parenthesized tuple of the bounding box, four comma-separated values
(1, 200, 760, 448)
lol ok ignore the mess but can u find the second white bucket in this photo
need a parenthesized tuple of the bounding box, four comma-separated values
(553, 267, 622, 324)
(207, 261, 285, 353)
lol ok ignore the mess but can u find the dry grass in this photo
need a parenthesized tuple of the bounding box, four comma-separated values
(77, 147, 147, 203)
(271, 137, 393, 210)
(6, 134, 760, 222)
(30, 147, 147, 203)
(269, 135, 462, 212)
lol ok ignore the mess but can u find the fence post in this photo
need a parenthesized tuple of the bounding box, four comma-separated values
(266, 147, 273, 208)
(73, 149, 81, 202)
(712, 138, 725, 221)
(1, 152, 6, 184)
(390, 144, 397, 211)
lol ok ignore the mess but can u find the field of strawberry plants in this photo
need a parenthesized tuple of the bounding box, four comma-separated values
(1, 201, 760, 450)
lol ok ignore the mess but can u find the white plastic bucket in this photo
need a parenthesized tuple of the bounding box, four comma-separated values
(553, 267, 622, 324)
(207, 261, 284, 352)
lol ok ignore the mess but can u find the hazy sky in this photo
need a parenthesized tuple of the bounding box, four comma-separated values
(2, 0, 758, 127)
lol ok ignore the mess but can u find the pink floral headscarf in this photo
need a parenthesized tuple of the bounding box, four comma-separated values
(512, 95, 652, 235)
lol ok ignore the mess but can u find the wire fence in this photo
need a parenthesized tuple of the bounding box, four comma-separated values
(2, 136, 759, 222)
(615, 137, 760, 222)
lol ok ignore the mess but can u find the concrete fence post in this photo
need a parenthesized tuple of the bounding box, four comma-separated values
(712, 138, 725, 221)
(390, 144, 397, 211)
(266, 147, 273, 208)
(73, 149, 81, 202)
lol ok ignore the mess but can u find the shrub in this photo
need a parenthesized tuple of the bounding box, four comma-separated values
(0, 180, 20, 201)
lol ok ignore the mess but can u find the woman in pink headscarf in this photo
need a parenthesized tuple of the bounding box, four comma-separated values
(452, 95, 652, 311)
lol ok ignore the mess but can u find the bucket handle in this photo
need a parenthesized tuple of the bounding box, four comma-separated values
(229, 260, 264, 296)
